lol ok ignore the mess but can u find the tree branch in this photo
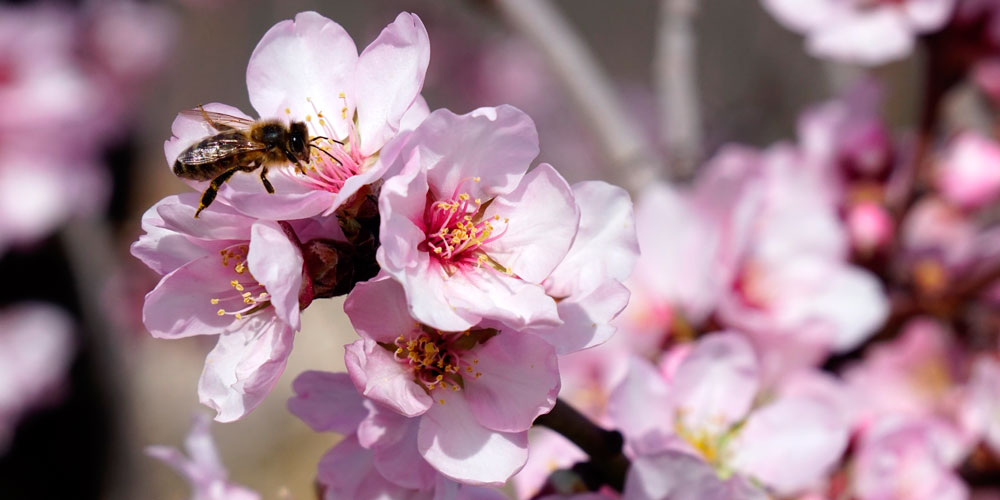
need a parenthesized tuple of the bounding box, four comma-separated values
(488, 0, 662, 194)
(534, 398, 630, 492)
(655, 0, 702, 181)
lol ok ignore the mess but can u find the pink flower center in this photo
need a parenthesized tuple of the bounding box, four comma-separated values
(281, 95, 365, 193)
(421, 177, 510, 274)
(211, 245, 271, 321)
(392, 329, 483, 393)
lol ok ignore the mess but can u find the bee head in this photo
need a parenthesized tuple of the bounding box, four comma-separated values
(288, 122, 310, 162)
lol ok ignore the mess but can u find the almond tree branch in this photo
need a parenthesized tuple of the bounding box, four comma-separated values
(655, 0, 702, 181)
(534, 398, 630, 492)
(488, 0, 662, 194)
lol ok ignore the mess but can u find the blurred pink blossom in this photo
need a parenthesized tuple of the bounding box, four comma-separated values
(146, 415, 260, 500)
(847, 201, 894, 254)
(762, 0, 956, 65)
(853, 416, 969, 500)
(962, 356, 1000, 455)
(936, 131, 1000, 210)
(844, 320, 970, 435)
(609, 333, 849, 497)
(0, 304, 74, 454)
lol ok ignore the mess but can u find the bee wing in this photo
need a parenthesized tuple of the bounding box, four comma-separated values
(176, 132, 268, 165)
(180, 107, 256, 131)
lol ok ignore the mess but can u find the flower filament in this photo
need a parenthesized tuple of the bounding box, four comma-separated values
(283, 95, 367, 193)
(423, 177, 510, 274)
(211, 245, 271, 320)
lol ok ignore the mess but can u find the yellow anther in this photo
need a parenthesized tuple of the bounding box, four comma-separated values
(459, 193, 470, 201)
(473, 177, 481, 182)
(284, 107, 291, 114)
(475, 198, 481, 204)
(234, 313, 242, 320)
(242, 292, 252, 298)
(305, 115, 312, 122)
(217, 309, 226, 316)
(475, 372, 482, 378)
(211, 298, 220, 305)
(433, 247, 442, 254)
(339, 92, 345, 98)
(439, 399, 445, 405)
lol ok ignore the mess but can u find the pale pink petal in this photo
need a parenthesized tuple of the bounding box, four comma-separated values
(608, 357, 675, 456)
(482, 163, 579, 284)
(417, 390, 529, 486)
(354, 12, 430, 156)
(544, 181, 638, 297)
(153, 192, 255, 241)
(730, 397, 849, 495)
(246, 12, 357, 137)
(937, 131, 1000, 210)
(513, 428, 587, 500)
(248, 220, 303, 331)
(131, 195, 231, 276)
(416, 106, 539, 199)
(760, 0, 845, 32)
(317, 435, 413, 500)
(288, 371, 367, 434)
(142, 254, 248, 339)
(223, 189, 340, 221)
(903, 0, 957, 32)
(624, 451, 767, 500)
(345, 276, 420, 343)
(538, 280, 631, 354)
(197, 318, 294, 422)
(400, 95, 430, 132)
(443, 270, 561, 330)
(345, 339, 432, 417)
(464, 333, 559, 433)
(807, 9, 914, 66)
(671, 332, 759, 434)
(362, 410, 437, 491)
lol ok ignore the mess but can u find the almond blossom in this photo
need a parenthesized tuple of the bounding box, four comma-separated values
(147, 415, 260, 500)
(609, 332, 849, 498)
(0, 304, 74, 454)
(761, 0, 956, 65)
(343, 276, 559, 485)
(936, 131, 1000, 210)
(163, 11, 430, 220)
(288, 370, 509, 499)
(132, 193, 321, 421)
(375, 105, 579, 333)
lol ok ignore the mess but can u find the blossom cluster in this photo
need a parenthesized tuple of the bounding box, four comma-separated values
(136, 11, 637, 498)
(137, 6, 1000, 500)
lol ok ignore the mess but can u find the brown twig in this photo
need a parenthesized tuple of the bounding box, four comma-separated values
(533, 398, 630, 492)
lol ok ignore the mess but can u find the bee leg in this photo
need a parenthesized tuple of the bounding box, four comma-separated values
(259, 166, 275, 194)
(195, 169, 237, 218)
(283, 150, 308, 175)
(198, 105, 235, 132)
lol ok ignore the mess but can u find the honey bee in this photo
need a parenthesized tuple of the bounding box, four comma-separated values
(172, 106, 336, 217)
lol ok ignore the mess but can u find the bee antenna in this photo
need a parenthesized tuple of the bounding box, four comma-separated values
(310, 144, 342, 165)
(310, 135, 344, 146)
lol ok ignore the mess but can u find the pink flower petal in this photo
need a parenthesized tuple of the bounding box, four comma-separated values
(730, 397, 849, 495)
(247, 220, 303, 331)
(807, 9, 914, 66)
(142, 253, 249, 339)
(624, 451, 767, 500)
(197, 317, 294, 422)
(417, 106, 539, 200)
(417, 389, 528, 486)
(544, 181, 638, 298)
(444, 269, 562, 331)
(354, 12, 430, 157)
(537, 279, 631, 354)
(345, 275, 420, 343)
(670, 332, 759, 434)
(482, 163, 579, 284)
(246, 11, 357, 138)
(345, 339, 432, 417)
(463, 332, 559, 433)
(288, 371, 367, 434)
(360, 409, 437, 491)
(609, 356, 675, 456)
